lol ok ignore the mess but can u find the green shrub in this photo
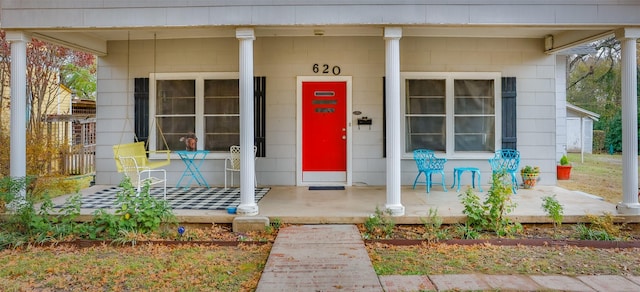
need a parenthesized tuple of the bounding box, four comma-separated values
(265, 217, 283, 234)
(593, 130, 606, 153)
(420, 208, 449, 242)
(1, 191, 86, 247)
(455, 223, 480, 239)
(458, 171, 521, 237)
(0, 176, 177, 249)
(363, 206, 395, 239)
(573, 212, 624, 241)
(111, 178, 176, 235)
(541, 195, 564, 230)
(574, 224, 616, 241)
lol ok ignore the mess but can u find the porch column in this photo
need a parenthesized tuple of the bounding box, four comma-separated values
(615, 28, 640, 214)
(236, 28, 258, 216)
(7, 31, 30, 202)
(384, 27, 405, 216)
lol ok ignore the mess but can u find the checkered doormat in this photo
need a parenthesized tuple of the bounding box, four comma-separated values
(55, 187, 270, 210)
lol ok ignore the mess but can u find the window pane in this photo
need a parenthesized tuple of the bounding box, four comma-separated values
(454, 79, 495, 152)
(454, 97, 494, 114)
(454, 80, 494, 114)
(405, 79, 446, 151)
(406, 116, 445, 152)
(408, 97, 445, 114)
(156, 80, 195, 115)
(205, 97, 239, 114)
(454, 116, 495, 152)
(204, 79, 240, 151)
(406, 79, 445, 114)
(454, 79, 493, 96)
(206, 134, 240, 151)
(155, 116, 195, 151)
(407, 79, 445, 96)
(205, 79, 239, 96)
(205, 79, 239, 114)
(205, 116, 239, 151)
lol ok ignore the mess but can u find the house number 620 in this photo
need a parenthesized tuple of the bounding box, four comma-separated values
(312, 64, 341, 75)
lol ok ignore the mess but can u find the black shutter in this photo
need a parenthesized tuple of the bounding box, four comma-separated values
(501, 77, 517, 150)
(382, 77, 386, 158)
(134, 78, 149, 145)
(254, 76, 266, 157)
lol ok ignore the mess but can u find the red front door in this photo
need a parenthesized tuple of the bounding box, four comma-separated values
(302, 81, 347, 182)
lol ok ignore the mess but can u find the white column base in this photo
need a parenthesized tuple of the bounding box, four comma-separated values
(237, 204, 259, 216)
(616, 202, 640, 215)
(385, 204, 405, 216)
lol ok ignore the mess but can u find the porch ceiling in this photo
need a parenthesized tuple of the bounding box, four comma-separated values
(25, 25, 618, 56)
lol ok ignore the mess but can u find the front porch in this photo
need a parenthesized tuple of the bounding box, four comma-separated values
(61, 184, 625, 225)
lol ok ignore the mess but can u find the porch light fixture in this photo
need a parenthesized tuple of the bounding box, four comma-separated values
(544, 34, 554, 51)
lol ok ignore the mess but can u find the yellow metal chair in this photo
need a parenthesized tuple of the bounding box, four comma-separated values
(112, 142, 170, 173)
(118, 155, 167, 199)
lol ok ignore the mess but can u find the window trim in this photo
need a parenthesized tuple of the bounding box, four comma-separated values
(401, 72, 502, 159)
(149, 72, 239, 159)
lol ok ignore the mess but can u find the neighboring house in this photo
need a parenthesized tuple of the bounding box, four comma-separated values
(1, 77, 96, 175)
(0, 78, 74, 126)
(566, 104, 600, 154)
(2, 1, 640, 216)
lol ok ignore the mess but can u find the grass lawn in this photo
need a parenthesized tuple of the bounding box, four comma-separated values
(0, 244, 270, 291)
(368, 242, 640, 276)
(556, 153, 628, 204)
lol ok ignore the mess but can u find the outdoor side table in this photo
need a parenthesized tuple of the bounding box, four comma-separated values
(175, 150, 210, 188)
(451, 167, 483, 192)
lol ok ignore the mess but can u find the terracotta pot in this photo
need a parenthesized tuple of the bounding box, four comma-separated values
(521, 173, 538, 189)
(557, 165, 572, 180)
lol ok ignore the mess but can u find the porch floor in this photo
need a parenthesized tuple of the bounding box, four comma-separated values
(63, 184, 632, 225)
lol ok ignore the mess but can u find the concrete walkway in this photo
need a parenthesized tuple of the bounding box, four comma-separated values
(256, 225, 383, 291)
(257, 225, 640, 292)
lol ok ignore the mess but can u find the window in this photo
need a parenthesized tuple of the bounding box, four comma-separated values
(402, 72, 500, 156)
(150, 73, 239, 155)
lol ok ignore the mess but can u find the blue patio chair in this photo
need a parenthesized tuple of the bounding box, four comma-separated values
(412, 149, 448, 193)
(488, 149, 520, 194)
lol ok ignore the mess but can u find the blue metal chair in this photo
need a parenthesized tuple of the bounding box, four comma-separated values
(488, 149, 520, 194)
(412, 149, 448, 193)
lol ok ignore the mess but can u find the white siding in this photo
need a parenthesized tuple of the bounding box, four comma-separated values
(96, 36, 558, 187)
(3, 1, 640, 29)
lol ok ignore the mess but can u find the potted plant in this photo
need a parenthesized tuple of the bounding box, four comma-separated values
(520, 165, 540, 189)
(557, 154, 572, 180)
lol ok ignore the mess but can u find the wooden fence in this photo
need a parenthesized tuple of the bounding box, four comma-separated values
(45, 116, 96, 176)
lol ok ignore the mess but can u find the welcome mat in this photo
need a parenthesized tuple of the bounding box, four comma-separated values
(55, 187, 270, 210)
(309, 186, 345, 190)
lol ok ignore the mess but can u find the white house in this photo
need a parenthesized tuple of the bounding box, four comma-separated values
(566, 103, 600, 155)
(2, 1, 639, 216)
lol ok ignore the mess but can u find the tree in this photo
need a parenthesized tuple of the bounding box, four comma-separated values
(566, 37, 640, 153)
(60, 62, 97, 100)
(0, 31, 96, 176)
